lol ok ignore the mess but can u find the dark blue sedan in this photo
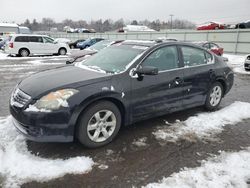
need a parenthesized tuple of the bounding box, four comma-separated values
(76, 38, 104, 50)
(10, 40, 234, 148)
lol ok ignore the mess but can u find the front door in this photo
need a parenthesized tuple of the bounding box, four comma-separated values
(130, 45, 184, 121)
(42, 37, 57, 54)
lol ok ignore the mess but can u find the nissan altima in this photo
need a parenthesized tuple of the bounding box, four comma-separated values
(10, 40, 234, 148)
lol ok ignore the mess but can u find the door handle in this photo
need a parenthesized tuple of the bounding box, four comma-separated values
(209, 69, 215, 74)
(174, 77, 183, 85)
(209, 69, 215, 79)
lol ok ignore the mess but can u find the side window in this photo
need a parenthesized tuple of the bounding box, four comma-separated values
(203, 43, 209, 49)
(43, 37, 54, 43)
(29, 36, 43, 43)
(181, 46, 207, 67)
(15, 36, 29, 42)
(210, 43, 219, 49)
(205, 51, 213, 64)
(142, 46, 179, 71)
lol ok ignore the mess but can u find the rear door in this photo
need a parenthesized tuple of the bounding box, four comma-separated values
(131, 45, 184, 121)
(29, 36, 44, 54)
(14, 36, 30, 54)
(180, 45, 215, 107)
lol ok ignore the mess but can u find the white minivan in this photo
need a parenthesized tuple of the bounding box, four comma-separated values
(5, 34, 70, 57)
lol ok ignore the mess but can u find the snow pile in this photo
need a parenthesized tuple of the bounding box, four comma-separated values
(0, 116, 94, 188)
(0, 51, 68, 61)
(223, 54, 250, 75)
(132, 137, 148, 147)
(223, 54, 246, 66)
(234, 67, 250, 75)
(153, 101, 250, 142)
(144, 148, 250, 188)
(0, 52, 8, 59)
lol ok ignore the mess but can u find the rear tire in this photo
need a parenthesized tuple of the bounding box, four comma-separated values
(58, 48, 67, 55)
(19, 48, 30, 57)
(77, 101, 121, 148)
(205, 82, 223, 111)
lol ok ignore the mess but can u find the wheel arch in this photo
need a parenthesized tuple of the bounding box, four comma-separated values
(18, 47, 30, 56)
(58, 47, 67, 54)
(215, 77, 227, 96)
(71, 95, 127, 139)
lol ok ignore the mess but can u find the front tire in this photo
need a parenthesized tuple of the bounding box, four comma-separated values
(77, 101, 121, 148)
(205, 82, 223, 111)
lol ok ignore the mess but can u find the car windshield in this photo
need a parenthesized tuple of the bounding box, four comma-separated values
(88, 40, 112, 51)
(84, 38, 91, 43)
(76, 44, 147, 73)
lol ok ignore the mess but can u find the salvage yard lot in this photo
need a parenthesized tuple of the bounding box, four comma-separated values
(0, 52, 250, 188)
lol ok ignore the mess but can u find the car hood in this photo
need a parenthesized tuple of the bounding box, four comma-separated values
(18, 65, 111, 98)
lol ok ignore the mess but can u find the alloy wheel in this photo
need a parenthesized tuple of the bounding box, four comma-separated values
(209, 86, 222, 106)
(87, 110, 117, 143)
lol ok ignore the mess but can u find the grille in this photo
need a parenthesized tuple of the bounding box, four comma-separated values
(11, 88, 31, 108)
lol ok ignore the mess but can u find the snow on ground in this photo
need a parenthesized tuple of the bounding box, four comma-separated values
(0, 51, 69, 61)
(234, 67, 250, 75)
(27, 59, 65, 65)
(144, 148, 250, 188)
(153, 101, 250, 143)
(0, 52, 8, 59)
(132, 137, 148, 147)
(223, 54, 250, 75)
(0, 116, 94, 188)
(223, 54, 246, 66)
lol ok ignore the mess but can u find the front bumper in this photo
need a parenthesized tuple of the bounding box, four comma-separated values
(10, 104, 74, 142)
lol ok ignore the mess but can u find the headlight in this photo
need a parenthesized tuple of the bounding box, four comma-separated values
(34, 89, 79, 110)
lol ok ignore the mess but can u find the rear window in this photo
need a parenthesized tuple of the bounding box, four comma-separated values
(181, 46, 207, 67)
(14, 36, 29, 42)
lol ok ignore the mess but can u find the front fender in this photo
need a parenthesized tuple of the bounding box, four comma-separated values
(68, 90, 127, 137)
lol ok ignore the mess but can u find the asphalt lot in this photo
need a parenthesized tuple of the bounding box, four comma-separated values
(0, 55, 250, 188)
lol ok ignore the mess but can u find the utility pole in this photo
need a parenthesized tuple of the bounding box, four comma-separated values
(170, 14, 174, 30)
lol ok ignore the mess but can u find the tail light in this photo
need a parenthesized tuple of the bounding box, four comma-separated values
(9, 42, 14, 48)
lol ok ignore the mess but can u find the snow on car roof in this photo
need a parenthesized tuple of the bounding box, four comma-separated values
(9, 34, 51, 38)
(0, 23, 19, 27)
(122, 40, 157, 47)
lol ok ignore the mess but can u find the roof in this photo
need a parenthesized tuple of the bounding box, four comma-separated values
(0, 23, 19, 27)
(122, 40, 157, 47)
(9, 34, 49, 37)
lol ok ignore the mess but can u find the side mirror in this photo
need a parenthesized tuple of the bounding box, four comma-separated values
(135, 66, 158, 76)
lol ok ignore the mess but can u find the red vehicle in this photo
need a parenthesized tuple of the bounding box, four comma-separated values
(193, 42, 224, 56)
(197, 22, 225, 30)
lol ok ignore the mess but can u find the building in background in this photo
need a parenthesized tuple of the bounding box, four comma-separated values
(0, 23, 31, 36)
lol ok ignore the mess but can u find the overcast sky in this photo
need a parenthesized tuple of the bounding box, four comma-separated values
(1, 0, 250, 24)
